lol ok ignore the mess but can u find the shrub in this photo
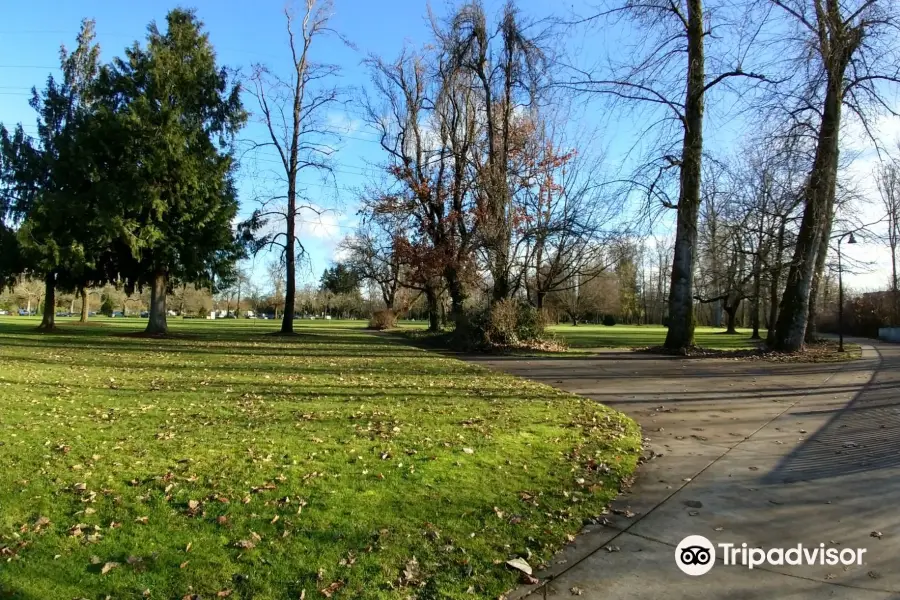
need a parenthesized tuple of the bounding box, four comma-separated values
(603, 314, 616, 327)
(368, 309, 397, 330)
(100, 297, 115, 317)
(488, 298, 520, 345)
(198, 307, 208, 318)
(516, 302, 545, 340)
(453, 299, 547, 349)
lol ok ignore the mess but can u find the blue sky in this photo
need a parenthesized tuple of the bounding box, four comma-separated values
(1, 0, 600, 290)
(1, 0, 894, 291)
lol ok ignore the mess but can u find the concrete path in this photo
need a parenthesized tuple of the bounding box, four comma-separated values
(468, 339, 900, 599)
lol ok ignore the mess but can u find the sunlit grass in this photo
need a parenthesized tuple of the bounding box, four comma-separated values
(0, 317, 640, 599)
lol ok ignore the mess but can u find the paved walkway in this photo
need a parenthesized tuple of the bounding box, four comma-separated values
(468, 339, 900, 599)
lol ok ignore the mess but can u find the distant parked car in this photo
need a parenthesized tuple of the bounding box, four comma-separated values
(56, 311, 71, 317)
(18, 309, 32, 316)
(140, 311, 149, 318)
(112, 311, 124, 318)
(0, 310, 9, 315)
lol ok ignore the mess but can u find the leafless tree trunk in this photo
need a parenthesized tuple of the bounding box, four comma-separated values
(878, 159, 900, 324)
(242, 0, 339, 335)
(566, 0, 765, 349)
(772, 0, 898, 351)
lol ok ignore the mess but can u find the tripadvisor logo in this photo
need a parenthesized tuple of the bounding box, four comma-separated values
(676, 535, 715, 576)
(675, 535, 868, 575)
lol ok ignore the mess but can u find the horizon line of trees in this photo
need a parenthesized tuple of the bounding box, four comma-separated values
(3, 0, 899, 352)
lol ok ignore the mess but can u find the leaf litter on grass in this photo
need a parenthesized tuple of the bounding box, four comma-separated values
(0, 318, 640, 599)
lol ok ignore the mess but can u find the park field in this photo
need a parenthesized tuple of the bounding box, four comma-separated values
(547, 324, 765, 350)
(0, 317, 640, 599)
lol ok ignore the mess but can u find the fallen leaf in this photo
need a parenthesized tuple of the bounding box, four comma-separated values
(506, 557, 532, 576)
(217, 590, 232, 598)
(871, 531, 883, 539)
(462, 448, 474, 454)
(570, 586, 584, 596)
(320, 581, 343, 597)
(101, 561, 119, 575)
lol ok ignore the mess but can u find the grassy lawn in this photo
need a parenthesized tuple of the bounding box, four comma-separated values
(548, 324, 765, 350)
(0, 317, 640, 599)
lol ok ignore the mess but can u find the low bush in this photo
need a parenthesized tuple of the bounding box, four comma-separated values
(453, 299, 547, 350)
(100, 297, 115, 317)
(603, 314, 616, 327)
(368, 309, 397, 330)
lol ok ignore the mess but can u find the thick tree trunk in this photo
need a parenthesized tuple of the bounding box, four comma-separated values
(725, 302, 739, 334)
(571, 314, 578, 326)
(445, 267, 468, 330)
(145, 269, 168, 335)
(491, 265, 511, 304)
(806, 186, 837, 342)
(664, 0, 704, 350)
(774, 71, 844, 352)
(38, 272, 56, 330)
(425, 286, 440, 333)
(79, 287, 89, 323)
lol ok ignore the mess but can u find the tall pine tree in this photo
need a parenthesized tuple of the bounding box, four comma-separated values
(95, 9, 246, 334)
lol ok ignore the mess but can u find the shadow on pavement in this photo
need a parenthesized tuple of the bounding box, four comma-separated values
(763, 345, 900, 484)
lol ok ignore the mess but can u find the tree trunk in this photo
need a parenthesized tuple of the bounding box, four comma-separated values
(80, 287, 89, 323)
(766, 220, 786, 346)
(724, 301, 739, 334)
(145, 269, 168, 335)
(38, 272, 56, 331)
(572, 314, 578, 326)
(751, 254, 762, 339)
(425, 286, 440, 333)
(806, 180, 837, 343)
(664, 0, 704, 350)
(445, 267, 468, 330)
(281, 185, 297, 334)
(892, 239, 899, 325)
(774, 69, 845, 352)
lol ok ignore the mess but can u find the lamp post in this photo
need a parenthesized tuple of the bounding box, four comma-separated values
(837, 231, 857, 352)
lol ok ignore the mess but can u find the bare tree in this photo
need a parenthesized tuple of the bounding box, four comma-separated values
(437, 1, 548, 303)
(770, 0, 900, 351)
(564, 0, 768, 349)
(340, 221, 405, 313)
(360, 43, 479, 332)
(519, 125, 621, 310)
(241, 0, 341, 334)
(877, 157, 900, 324)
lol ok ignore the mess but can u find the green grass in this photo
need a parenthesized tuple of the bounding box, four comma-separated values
(548, 324, 766, 350)
(0, 317, 640, 599)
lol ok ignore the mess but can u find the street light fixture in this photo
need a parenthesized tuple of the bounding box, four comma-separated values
(837, 232, 857, 352)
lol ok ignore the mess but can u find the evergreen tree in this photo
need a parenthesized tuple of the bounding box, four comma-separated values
(94, 9, 246, 334)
